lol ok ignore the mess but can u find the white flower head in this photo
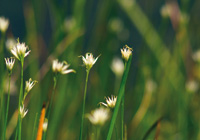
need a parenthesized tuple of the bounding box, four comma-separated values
(192, 50, 200, 63)
(100, 95, 117, 109)
(86, 107, 110, 126)
(20, 105, 28, 118)
(111, 57, 124, 77)
(5, 57, 15, 72)
(52, 59, 75, 75)
(6, 38, 17, 50)
(186, 80, 199, 93)
(121, 45, 133, 61)
(81, 53, 100, 70)
(0, 17, 9, 32)
(10, 40, 31, 61)
(43, 118, 48, 132)
(25, 78, 37, 93)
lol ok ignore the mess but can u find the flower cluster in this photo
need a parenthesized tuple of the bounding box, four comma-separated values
(52, 59, 75, 75)
(20, 105, 28, 119)
(100, 95, 117, 109)
(121, 45, 133, 61)
(5, 57, 15, 73)
(81, 53, 100, 70)
(25, 78, 38, 94)
(11, 41, 31, 61)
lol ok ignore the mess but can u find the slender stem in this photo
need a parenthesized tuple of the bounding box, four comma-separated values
(0, 32, 5, 138)
(96, 126, 100, 140)
(32, 113, 39, 140)
(121, 95, 125, 140)
(3, 74, 11, 140)
(121, 62, 127, 140)
(18, 60, 24, 140)
(43, 74, 58, 140)
(79, 70, 90, 140)
(106, 56, 132, 140)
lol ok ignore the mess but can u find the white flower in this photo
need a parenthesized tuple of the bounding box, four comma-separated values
(25, 78, 37, 93)
(10, 41, 31, 61)
(0, 17, 9, 32)
(192, 50, 200, 63)
(6, 38, 17, 50)
(121, 45, 133, 61)
(20, 105, 28, 118)
(186, 80, 199, 93)
(52, 59, 75, 74)
(86, 107, 110, 126)
(111, 57, 124, 77)
(81, 53, 100, 70)
(100, 95, 117, 109)
(43, 118, 48, 132)
(4, 57, 15, 72)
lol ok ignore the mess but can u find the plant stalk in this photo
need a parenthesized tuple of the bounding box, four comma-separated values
(3, 74, 11, 140)
(79, 69, 90, 140)
(106, 56, 132, 140)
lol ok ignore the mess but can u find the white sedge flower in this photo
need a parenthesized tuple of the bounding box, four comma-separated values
(4, 57, 15, 72)
(192, 50, 200, 63)
(6, 38, 17, 50)
(86, 107, 110, 126)
(111, 57, 124, 77)
(0, 17, 9, 32)
(20, 105, 28, 118)
(43, 118, 48, 132)
(81, 53, 100, 70)
(100, 95, 117, 109)
(121, 45, 133, 61)
(10, 41, 31, 61)
(25, 78, 37, 93)
(52, 59, 75, 74)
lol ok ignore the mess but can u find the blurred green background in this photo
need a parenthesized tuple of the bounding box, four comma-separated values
(1, 0, 200, 139)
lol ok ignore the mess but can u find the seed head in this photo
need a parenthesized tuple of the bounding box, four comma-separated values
(121, 45, 133, 61)
(52, 59, 75, 75)
(86, 107, 110, 126)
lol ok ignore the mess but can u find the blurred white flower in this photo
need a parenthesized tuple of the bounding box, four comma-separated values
(10, 41, 31, 61)
(52, 59, 75, 74)
(160, 4, 171, 18)
(4, 57, 15, 72)
(64, 17, 76, 32)
(121, 45, 133, 61)
(86, 107, 110, 126)
(186, 80, 199, 93)
(0, 17, 9, 32)
(145, 79, 157, 93)
(25, 78, 37, 93)
(43, 118, 48, 132)
(20, 105, 28, 118)
(192, 50, 200, 63)
(6, 38, 17, 50)
(111, 57, 124, 77)
(81, 53, 100, 70)
(100, 95, 117, 109)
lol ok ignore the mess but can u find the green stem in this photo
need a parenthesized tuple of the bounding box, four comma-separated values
(121, 62, 127, 140)
(106, 56, 132, 140)
(96, 126, 100, 140)
(32, 113, 39, 140)
(43, 74, 58, 140)
(79, 70, 90, 140)
(18, 60, 24, 140)
(121, 94, 125, 140)
(3, 74, 11, 140)
(0, 32, 5, 138)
